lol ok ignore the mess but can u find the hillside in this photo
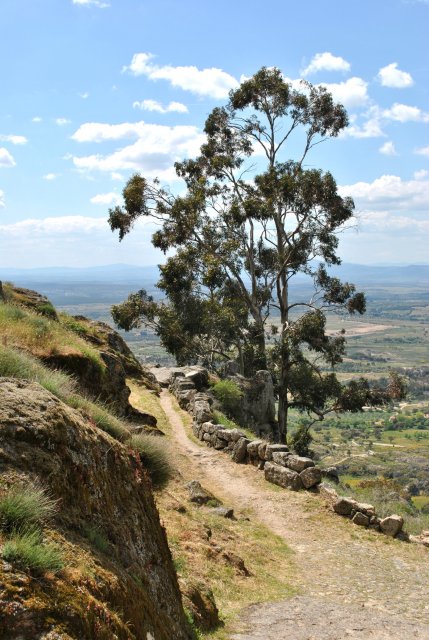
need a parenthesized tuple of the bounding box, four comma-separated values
(1, 283, 428, 639)
(0, 284, 193, 639)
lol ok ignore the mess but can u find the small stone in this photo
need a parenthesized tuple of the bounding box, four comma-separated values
(300, 466, 322, 489)
(380, 514, 404, 537)
(264, 444, 289, 461)
(286, 455, 315, 473)
(231, 437, 250, 463)
(210, 507, 234, 519)
(272, 451, 291, 467)
(355, 502, 376, 517)
(352, 511, 370, 527)
(333, 497, 358, 517)
(186, 480, 215, 505)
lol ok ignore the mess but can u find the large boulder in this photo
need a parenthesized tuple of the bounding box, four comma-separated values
(286, 455, 315, 473)
(227, 370, 276, 437)
(299, 466, 322, 489)
(231, 437, 250, 463)
(0, 377, 190, 640)
(264, 461, 303, 491)
(380, 515, 404, 537)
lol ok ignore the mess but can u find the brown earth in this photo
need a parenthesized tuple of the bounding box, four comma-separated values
(160, 390, 429, 640)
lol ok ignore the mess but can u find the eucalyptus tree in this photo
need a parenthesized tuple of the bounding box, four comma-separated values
(109, 67, 368, 442)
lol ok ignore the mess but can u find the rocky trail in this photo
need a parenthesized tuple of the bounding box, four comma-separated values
(160, 390, 429, 640)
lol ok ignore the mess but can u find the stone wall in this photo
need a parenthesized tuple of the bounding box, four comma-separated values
(169, 374, 429, 546)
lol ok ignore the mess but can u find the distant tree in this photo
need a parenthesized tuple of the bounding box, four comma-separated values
(109, 67, 380, 442)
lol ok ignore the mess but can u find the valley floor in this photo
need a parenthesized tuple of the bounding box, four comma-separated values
(159, 390, 429, 640)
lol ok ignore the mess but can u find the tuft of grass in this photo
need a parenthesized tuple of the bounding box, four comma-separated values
(3, 528, 64, 574)
(82, 525, 110, 554)
(0, 484, 58, 533)
(129, 433, 173, 488)
(0, 344, 76, 399)
(67, 395, 130, 442)
(0, 345, 130, 442)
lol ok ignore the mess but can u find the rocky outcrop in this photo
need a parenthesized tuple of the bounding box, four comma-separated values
(226, 370, 276, 438)
(151, 366, 209, 390)
(0, 378, 191, 640)
(3, 285, 58, 319)
(71, 317, 160, 392)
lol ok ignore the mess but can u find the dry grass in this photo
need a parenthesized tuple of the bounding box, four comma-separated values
(158, 476, 296, 638)
(0, 302, 103, 368)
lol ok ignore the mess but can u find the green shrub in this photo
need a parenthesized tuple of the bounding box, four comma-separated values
(3, 528, 64, 574)
(129, 434, 173, 488)
(289, 423, 313, 457)
(212, 379, 243, 420)
(0, 484, 58, 532)
(36, 302, 57, 320)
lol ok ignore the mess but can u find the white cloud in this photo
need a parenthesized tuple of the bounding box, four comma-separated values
(72, 0, 109, 7)
(301, 52, 351, 76)
(320, 77, 369, 108)
(111, 172, 124, 181)
(32, 116, 42, 123)
(55, 118, 71, 126)
(0, 134, 27, 145)
(416, 145, 429, 156)
(382, 103, 429, 122)
(43, 173, 60, 181)
(342, 107, 385, 138)
(0, 190, 5, 208)
(71, 121, 204, 177)
(0, 148, 16, 168)
(123, 52, 239, 99)
(0, 215, 160, 268)
(414, 169, 428, 179)
(0, 216, 108, 236)
(90, 192, 122, 205)
(377, 63, 414, 88)
(339, 174, 429, 211)
(132, 99, 188, 114)
(79, 92, 89, 99)
(379, 141, 398, 156)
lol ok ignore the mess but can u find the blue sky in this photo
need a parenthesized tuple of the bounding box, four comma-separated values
(0, 0, 428, 267)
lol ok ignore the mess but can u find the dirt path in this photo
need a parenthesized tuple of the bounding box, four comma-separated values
(160, 391, 429, 640)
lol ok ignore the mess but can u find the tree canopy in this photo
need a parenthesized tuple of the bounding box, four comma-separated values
(109, 67, 399, 442)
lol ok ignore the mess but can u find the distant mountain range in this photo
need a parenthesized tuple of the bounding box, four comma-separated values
(1, 263, 428, 287)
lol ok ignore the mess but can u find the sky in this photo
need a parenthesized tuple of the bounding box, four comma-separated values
(0, 0, 428, 268)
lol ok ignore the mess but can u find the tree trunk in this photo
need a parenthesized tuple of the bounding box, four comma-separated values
(277, 332, 289, 444)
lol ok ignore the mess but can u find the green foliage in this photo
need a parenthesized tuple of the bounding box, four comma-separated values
(108, 67, 371, 440)
(212, 379, 243, 420)
(129, 433, 173, 488)
(290, 424, 313, 457)
(2, 528, 64, 574)
(0, 484, 58, 533)
(184, 608, 204, 640)
(36, 302, 57, 319)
